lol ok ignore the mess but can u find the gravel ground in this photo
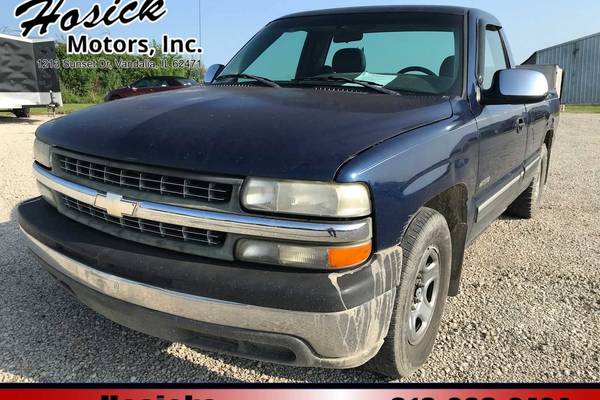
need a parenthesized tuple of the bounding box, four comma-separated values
(0, 113, 598, 383)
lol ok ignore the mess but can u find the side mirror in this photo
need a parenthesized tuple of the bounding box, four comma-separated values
(481, 69, 548, 105)
(204, 64, 225, 84)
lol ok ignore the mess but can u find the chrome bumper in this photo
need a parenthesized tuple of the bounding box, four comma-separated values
(23, 228, 395, 366)
(33, 163, 372, 244)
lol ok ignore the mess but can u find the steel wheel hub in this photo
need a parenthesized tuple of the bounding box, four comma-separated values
(407, 246, 441, 345)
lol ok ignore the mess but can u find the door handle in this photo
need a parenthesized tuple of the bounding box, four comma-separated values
(516, 118, 526, 133)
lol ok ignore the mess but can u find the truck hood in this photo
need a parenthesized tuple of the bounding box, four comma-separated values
(37, 86, 452, 181)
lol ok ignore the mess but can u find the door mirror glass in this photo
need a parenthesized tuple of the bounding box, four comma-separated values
(204, 64, 225, 84)
(481, 68, 548, 105)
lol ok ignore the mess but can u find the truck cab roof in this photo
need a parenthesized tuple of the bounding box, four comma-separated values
(278, 5, 500, 26)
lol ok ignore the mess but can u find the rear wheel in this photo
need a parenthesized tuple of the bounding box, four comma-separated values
(505, 144, 548, 219)
(368, 207, 452, 378)
(12, 108, 31, 118)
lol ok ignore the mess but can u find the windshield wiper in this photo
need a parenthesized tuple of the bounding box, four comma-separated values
(294, 76, 400, 96)
(215, 73, 280, 88)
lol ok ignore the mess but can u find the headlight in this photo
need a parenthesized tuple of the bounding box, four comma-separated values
(236, 239, 372, 269)
(33, 138, 52, 168)
(241, 178, 371, 218)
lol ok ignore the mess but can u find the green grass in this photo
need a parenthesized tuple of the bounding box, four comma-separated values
(564, 105, 600, 113)
(31, 103, 96, 115)
(1, 103, 96, 118)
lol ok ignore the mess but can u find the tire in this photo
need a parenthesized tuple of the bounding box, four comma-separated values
(368, 207, 452, 378)
(12, 108, 31, 118)
(505, 144, 548, 219)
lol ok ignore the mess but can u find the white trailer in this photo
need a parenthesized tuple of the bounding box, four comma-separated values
(518, 64, 564, 99)
(0, 34, 62, 118)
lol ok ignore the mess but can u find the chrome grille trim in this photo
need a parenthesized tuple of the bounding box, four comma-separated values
(62, 195, 225, 246)
(57, 154, 232, 203)
(34, 163, 372, 244)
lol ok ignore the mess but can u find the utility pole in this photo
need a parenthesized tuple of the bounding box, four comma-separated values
(198, 0, 202, 64)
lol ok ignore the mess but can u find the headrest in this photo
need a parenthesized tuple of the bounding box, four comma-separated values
(332, 48, 366, 73)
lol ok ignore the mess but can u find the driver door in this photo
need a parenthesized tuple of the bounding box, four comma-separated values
(473, 24, 528, 228)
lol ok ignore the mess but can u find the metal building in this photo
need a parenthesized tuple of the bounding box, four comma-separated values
(524, 32, 600, 104)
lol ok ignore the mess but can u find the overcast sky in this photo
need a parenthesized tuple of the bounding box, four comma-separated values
(2, 0, 598, 65)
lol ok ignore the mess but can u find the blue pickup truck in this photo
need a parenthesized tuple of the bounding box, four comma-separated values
(19, 6, 560, 377)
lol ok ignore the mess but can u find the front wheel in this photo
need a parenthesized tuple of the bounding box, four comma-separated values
(368, 207, 452, 378)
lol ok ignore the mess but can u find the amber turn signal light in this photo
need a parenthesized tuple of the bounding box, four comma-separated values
(236, 239, 372, 269)
(328, 241, 372, 269)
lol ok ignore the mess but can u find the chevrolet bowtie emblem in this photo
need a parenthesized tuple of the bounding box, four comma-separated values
(94, 192, 137, 218)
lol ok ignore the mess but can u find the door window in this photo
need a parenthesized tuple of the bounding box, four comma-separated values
(481, 28, 508, 90)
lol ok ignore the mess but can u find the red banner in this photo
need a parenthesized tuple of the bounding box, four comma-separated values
(0, 388, 599, 400)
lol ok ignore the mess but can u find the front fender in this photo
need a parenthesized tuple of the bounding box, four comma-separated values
(336, 105, 479, 251)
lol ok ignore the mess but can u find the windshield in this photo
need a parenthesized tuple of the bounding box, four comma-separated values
(219, 12, 464, 95)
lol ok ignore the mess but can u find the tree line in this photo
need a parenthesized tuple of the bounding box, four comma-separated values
(55, 42, 205, 104)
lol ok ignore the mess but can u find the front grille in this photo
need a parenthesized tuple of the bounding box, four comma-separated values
(57, 154, 232, 203)
(62, 196, 225, 247)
